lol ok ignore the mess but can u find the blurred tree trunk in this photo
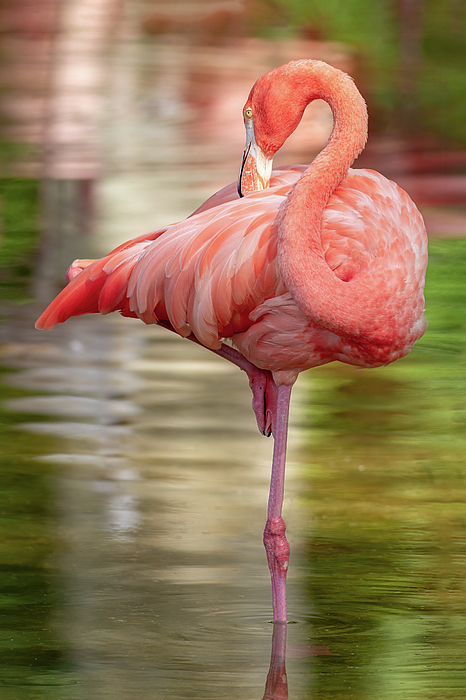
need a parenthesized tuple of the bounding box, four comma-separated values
(0, 0, 59, 172)
(36, 0, 123, 299)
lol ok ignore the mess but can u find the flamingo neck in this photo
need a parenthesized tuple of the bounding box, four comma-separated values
(277, 62, 390, 347)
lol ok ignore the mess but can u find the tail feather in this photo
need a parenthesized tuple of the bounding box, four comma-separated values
(35, 240, 153, 330)
(35, 271, 105, 330)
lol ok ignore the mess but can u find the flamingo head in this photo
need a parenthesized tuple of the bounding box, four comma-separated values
(238, 62, 313, 197)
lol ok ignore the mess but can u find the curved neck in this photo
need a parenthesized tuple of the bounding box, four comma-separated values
(296, 61, 369, 189)
(277, 62, 390, 346)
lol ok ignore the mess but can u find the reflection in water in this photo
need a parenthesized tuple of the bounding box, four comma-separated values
(262, 623, 288, 700)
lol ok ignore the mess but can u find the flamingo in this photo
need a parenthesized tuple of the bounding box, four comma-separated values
(36, 59, 428, 623)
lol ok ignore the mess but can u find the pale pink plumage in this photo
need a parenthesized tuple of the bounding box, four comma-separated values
(36, 59, 428, 622)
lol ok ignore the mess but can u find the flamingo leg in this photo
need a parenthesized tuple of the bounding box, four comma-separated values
(187, 332, 291, 620)
(158, 322, 290, 618)
(263, 383, 292, 622)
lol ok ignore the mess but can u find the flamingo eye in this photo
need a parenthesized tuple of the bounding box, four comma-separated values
(244, 107, 253, 120)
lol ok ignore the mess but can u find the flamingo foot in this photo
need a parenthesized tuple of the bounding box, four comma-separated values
(264, 516, 290, 623)
(246, 365, 278, 437)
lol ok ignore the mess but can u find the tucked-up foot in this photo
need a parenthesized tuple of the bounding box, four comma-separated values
(247, 367, 278, 436)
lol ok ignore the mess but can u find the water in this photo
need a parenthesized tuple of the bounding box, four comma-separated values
(0, 237, 465, 698)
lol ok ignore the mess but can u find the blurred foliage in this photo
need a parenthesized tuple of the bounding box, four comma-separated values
(420, 0, 466, 146)
(278, 0, 399, 114)
(0, 179, 40, 303)
(275, 0, 466, 145)
(299, 238, 466, 698)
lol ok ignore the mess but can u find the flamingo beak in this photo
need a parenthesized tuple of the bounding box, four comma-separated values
(238, 122, 273, 197)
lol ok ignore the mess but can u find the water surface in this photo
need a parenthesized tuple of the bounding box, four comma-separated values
(0, 237, 464, 699)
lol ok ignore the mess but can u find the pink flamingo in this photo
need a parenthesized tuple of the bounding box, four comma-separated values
(36, 60, 428, 623)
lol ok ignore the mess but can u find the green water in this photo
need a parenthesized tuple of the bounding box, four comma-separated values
(0, 237, 465, 698)
(0, 372, 78, 698)
(299, 238, 466, 698)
